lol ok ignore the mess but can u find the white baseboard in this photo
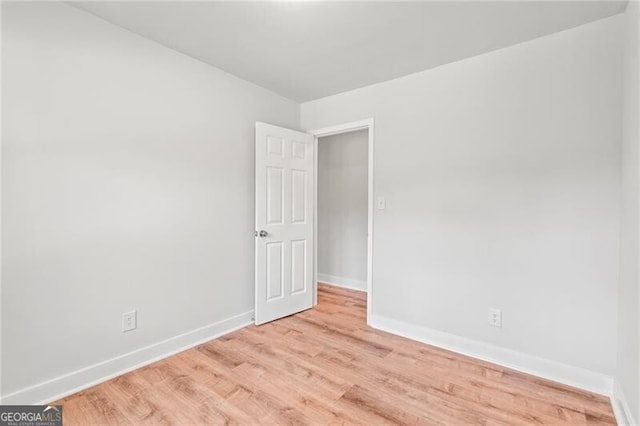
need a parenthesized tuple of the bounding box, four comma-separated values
(318, 273, 366, 292)
(368, 314, 613, 397)
(612, 381, 637, 425)
(1, 310, 254, 405)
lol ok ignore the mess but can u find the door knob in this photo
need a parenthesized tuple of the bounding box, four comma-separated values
(258, 230, 268, 237)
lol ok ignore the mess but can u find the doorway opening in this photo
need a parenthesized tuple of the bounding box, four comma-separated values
(310, 119, 374, 322)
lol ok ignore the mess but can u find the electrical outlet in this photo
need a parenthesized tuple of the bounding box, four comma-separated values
(488, 308, 502, 328)
(122, 310, 137, 332)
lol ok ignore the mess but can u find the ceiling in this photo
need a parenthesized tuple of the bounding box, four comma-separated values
(71, 1, 627, 102)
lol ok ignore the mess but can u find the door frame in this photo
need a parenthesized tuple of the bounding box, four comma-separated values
(308, 118, 374, 322)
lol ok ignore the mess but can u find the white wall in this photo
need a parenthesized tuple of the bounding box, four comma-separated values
(1, 1, 299, 401)
(302, 16, 622, 379)
(318, 130, 368, 290)
(617, 1, 640, 423)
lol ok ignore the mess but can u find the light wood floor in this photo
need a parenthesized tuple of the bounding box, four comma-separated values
(54, 284, 616, 425)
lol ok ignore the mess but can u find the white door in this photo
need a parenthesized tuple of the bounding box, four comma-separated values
(255, 122, 314, 325)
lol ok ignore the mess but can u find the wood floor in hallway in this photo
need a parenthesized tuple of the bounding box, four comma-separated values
(54, 284, 616, 425)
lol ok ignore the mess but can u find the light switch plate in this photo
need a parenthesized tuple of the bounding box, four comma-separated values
(377, 196, 386, 210)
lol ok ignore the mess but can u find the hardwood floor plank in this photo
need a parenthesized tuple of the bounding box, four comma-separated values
(179, 346, 312, 423)
(84, 388, 132, 425)
(52, 284, 616, 425)
(99, 378, 174, 424)
(60, 394, 108, 425)
(340, 385, 433, 425)
(225, 329, 353, 400)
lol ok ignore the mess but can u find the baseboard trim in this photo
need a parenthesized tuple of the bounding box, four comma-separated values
(1, 310, 254, 405)
(612, 381, 636, 425)
(368, 314, 613, 397)
(318, 273, 366, 292)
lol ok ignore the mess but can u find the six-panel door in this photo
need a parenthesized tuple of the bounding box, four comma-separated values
(255, 122, 314, 325)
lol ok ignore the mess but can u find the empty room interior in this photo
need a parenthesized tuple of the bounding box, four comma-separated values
(1, 0, 640, 424)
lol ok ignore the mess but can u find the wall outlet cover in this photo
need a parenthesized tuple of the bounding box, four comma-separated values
(488, 308, 502, 328)
(122, 310, 137, 332)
